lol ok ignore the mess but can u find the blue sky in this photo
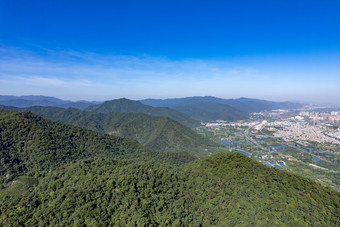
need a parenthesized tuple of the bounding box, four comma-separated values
(0, 0, 339, 103)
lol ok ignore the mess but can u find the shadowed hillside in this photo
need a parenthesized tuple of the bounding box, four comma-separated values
(0, 106, 218, 155)
(85, 98, 200, 128)
(0, 110, 196, 180)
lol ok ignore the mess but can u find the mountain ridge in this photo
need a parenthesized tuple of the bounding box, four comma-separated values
(174, 102, 249, 121)
(0, 109, 196, 179)
(0, 109, 339, 226)
(85, 98, 200, 128)
(0, 95, 99, 110)
(141, 96, 303, 113)
(0, 105, 217, 155)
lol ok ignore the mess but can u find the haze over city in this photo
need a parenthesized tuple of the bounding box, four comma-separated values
(0, 0, 339, 104)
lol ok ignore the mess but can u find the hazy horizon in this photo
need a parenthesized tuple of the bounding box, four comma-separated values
(0, 94, 338, 107)
(1, 1, 339, 104)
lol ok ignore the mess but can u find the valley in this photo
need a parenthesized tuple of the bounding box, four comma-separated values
(0, 96, 339, 225)
(197, 108, 340, 190)
(1, 1, 339, 225)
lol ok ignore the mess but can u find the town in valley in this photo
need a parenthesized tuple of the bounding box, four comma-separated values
(196, 106, 340, 190)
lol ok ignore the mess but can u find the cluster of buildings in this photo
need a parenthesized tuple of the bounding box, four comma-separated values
(299, 111, 340, 122)
(205, 121, 254, 128)
(268, 121, 295, 127)
(273, 124, 340, 145)
(325, 131, 340, 140)
(204, 109, 340, 145)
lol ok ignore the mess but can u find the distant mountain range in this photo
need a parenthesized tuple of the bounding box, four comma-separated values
(0, 95, 99, 110)
(141, 96, 303, 113)
(0, 95, 304, 123)
(174, 102, 248, 122)
(85, 98, 200, 127)
(0, 95, 70, 103)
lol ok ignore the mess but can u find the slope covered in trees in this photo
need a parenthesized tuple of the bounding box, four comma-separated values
(0, 106, 218, 155)
(0, 153, 339, 226)
(0, 110, 339, 226)
(85, 98, 200, 128)
(174, 102, 248, 121)
(0, 110, 195, 180)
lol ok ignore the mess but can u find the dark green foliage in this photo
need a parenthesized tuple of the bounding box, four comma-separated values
(85, 98, 200, 127)
(1, 105, 217, 155)
(174, 102, 248, 121)
(1, 153, 339, 226)
(1, 109, 339, 226)
(0, 110, 195, 180)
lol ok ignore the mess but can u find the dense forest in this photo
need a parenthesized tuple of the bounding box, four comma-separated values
(0, 109, 339, 226)
(0, 110, 195, 181)
(1, 154, 339, 226)
(0, 106, 218, 156)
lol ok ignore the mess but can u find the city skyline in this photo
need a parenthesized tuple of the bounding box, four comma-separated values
(1, 1, 339, 104)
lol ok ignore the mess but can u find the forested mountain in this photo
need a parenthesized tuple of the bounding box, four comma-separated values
(0, 106, 217, 155)
(174, 102, 248, 121)
(1, 98, 339, 226)
(141, 96, 303, 113)
(1, 153, 339, 226)
(0, 95, 303, 118)
(85, 98, 200, 127)
(0, 95, 98, 110)
(0, 110, 195, 180)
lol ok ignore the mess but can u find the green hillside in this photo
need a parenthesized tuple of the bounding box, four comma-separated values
(174, 102, 249, 121)
(0, 110, 339, 226)
(0, 110, 195, 180)
(85, 98, 200, 128)
(0, 106, 218, 155)
(1, 153, 339, 226)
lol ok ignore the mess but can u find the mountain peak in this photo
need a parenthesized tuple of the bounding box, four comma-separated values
(85, 98, 200, 128)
